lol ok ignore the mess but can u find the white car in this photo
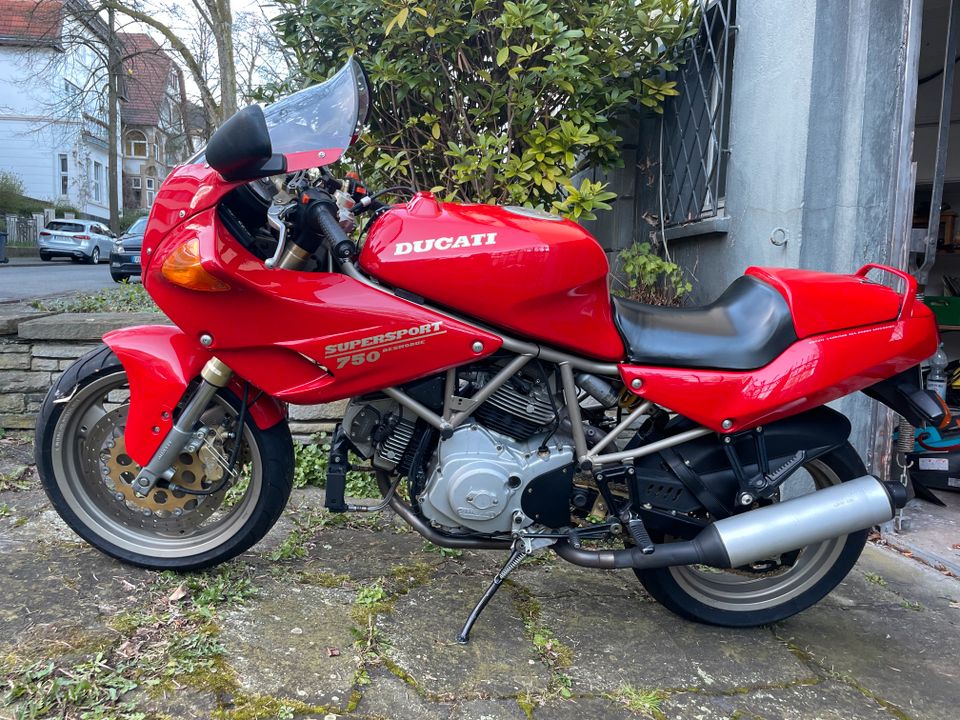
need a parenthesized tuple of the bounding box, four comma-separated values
(38, 219, 116, 264)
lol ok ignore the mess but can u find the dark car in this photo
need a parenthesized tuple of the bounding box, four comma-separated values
(109, 217, 147, 282)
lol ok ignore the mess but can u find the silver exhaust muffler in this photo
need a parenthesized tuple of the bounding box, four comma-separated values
(554, 474, 904, 570)
(709, 474, 901, 567)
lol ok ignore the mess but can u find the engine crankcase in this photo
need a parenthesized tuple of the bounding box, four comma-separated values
(420, 422, 574, 534)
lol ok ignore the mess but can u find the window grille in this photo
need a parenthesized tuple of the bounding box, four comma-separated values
(661, 0, 736, 227)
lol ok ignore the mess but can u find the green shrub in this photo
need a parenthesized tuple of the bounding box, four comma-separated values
(615, 241, 692, 306)
(269, 0, 697, 220)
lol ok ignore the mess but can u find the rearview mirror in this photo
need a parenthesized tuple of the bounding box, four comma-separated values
(205, 105, 286, 182)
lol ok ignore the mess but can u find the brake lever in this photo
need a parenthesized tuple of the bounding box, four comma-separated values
(265, 200, 295, 269)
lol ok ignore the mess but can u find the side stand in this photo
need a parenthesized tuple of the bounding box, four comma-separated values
(456, 542, 527, 644)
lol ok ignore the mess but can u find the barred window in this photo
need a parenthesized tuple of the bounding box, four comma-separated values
(661, 0, 736, 227)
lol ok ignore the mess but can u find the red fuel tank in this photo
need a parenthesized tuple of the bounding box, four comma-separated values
(359, 193, 625, 361)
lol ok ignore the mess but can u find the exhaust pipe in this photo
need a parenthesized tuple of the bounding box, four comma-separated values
(555, 475, 906, 570)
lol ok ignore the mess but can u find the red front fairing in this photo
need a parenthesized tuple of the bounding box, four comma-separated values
(358, 194, 625, 361)
(145, 208, 502, 403)
(620, 267, 938, 433)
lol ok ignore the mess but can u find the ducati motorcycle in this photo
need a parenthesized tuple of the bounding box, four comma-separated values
(36, 59, 944, 641)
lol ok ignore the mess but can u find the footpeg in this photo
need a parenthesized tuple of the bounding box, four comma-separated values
(626, 517, 655, 555)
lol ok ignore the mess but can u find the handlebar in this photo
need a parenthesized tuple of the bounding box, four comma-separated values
(304, 193, 356, 260)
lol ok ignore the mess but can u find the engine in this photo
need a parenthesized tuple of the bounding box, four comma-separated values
(420, 424, 573, 534)
(341, 362, 578, 534)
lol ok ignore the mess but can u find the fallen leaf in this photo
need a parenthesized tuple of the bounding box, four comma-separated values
(168, 585, 188, 603)
(326, 647, 341, 657)
(952, 543, 960, 550)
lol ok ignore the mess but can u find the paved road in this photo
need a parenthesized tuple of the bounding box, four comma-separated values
(0, 256, 120, 302)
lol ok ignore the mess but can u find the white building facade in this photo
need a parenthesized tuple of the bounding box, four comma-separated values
(0, 2, 122, 223)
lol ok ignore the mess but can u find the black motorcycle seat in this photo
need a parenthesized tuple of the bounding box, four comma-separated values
(612, 276, 798, 370)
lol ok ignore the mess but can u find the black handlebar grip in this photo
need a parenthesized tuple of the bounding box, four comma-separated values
(311, 203, 357, 260)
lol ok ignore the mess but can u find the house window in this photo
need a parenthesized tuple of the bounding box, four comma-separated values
(125, 130, 148, 158)
(146, 178, 155, 191)
(93, 162, 103, 202)
(58, 154, 69, 196)
(131, 177, 141, 189)
(146, 190, 155, 206)
(660, 0, 736, 227)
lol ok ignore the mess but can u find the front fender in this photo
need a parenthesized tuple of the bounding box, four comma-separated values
(103, 326, 286, 465)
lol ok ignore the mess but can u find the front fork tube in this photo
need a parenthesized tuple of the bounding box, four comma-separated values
(131, 358, 233, 497)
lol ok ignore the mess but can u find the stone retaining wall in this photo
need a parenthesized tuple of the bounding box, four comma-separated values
(0, 307, 342, 440)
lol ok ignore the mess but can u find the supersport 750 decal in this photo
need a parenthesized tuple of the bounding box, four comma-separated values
(324, 322, 445, 369)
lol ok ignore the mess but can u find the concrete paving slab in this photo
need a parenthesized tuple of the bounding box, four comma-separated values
(885, 490, 960, 575)
(660, 680, 898, 720)
(777, 544, 960, 720)
(220, 581, 359, 709)
(447, 699, 527, 719)
(17, 312, 168, 340)
(354, 668, 453, 720)
(537, 581, 812, 694)
(0, 306, 54, 335)
(380, 573, 553, 698)
(533, 696, 641, 719)
(0, 545, 153, 654)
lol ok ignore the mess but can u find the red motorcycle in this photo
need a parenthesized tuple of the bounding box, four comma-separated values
(36, 60, 942, 640)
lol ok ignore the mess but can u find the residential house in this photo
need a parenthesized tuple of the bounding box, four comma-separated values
(118, 32, 192, 210)
(0, 0, 121, 222)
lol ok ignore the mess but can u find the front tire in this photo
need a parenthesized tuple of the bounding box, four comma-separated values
(87, 247, 100, 265)
(635, 444, 869, 627)
(35, 345, 294, 571)
(111, 270, 128, 283)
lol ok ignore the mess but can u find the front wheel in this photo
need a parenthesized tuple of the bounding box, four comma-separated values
(635, 444, 869, 627)
(87, 247, 100, 265)
(35, 345, 294, 571)
(110, 270, 127, 283)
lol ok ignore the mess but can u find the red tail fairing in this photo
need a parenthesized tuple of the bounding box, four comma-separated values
(620, 266, 937, 432)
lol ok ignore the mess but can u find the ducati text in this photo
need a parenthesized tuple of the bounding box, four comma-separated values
(393, 233, 497, 256)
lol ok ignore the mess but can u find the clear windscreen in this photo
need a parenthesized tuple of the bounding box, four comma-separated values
(262, 59, 369, 172)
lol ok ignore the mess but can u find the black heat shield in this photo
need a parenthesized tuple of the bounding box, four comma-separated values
(629, 405, 854, 538)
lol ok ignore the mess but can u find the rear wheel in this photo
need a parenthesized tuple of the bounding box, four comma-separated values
(634, 444, 869, 627)
(87, 247, 100, 265)
(39, 252, 51, 261)
(35, 345, 295, 570)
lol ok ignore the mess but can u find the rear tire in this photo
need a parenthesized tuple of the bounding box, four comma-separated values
(39, 252, 51, 261)
(634, 443, 869, 627)
(35, 345, 295, 571)
(87, 247, 100, 265)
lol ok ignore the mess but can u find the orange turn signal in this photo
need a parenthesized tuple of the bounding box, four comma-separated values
(161, 238, 230, 292)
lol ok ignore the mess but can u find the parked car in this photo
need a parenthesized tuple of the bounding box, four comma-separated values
(38, 219, 115, 264)
(109, 217, 147, 282)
